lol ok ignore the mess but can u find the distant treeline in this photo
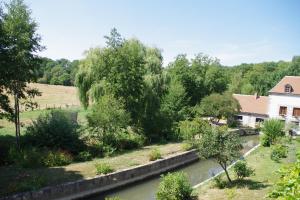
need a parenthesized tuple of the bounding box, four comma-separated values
(36, 58, 79, 86)
(36, 53, 300, 97)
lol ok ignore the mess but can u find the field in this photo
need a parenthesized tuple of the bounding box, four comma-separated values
(197, 139, 300, 200)
(0, 83, 83, 136)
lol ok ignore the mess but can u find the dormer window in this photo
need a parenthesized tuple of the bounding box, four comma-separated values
(284, 84, 293, 93)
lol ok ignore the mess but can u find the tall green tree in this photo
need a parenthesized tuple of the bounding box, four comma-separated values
(0, 0, 43, 148)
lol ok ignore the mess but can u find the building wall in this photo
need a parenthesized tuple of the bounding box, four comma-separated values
(238, 114, 267, 128)
(268, 94, 300, 127)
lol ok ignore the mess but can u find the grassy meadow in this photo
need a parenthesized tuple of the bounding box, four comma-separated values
(0, 83, 85, 136)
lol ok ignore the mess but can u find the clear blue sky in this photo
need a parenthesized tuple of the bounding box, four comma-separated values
(24, 0, 300, 66)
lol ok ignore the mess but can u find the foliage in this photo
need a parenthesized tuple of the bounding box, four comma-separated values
(233, 160, 255, 180)
(43, 150, 73, 167)
(270, 144, 288, 162)
(25, 109, 82, 153)
(0, 0, 44, 148)
(149, 148, 162, 161)
(213, 175, 227, 189)
(261, 119, 285, 146)
(194, 126, 242, 182)
(269, 151, 300, 199)
(7, 175, 46, 194)
(196, 93, 240, 123)
(75, 151, 93, 162)
(95, 163, 115, 175)
(156, 172, 195, 200)
(8, 147, 45, 168)
(105, 197, 121, 200)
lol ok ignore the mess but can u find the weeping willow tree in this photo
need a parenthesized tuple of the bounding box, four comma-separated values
(75, 29, 166, 132)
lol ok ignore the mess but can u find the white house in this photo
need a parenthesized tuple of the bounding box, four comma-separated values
(233, 76, 300, 131)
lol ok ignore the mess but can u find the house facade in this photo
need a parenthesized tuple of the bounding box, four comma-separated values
(233, 76, 300, 131)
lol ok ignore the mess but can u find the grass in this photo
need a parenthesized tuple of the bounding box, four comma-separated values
(0, 142, 184, 197)
(1, 83, 85, 136)
(0, 107, 88, 136)
(197, 138, 300, 200)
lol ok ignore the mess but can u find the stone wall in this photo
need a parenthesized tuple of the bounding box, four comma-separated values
(1, 150, 199, 200)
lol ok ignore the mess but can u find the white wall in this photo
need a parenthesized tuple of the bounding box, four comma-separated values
(238, 114, 267, 128)
(268, 94, 300, 126)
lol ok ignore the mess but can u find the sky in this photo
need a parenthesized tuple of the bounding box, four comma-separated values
(22, 0, 300, 66)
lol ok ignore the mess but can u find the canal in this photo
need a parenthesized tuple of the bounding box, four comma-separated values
(87, 135, 259, 200)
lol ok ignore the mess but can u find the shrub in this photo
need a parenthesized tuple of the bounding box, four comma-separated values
(261, 119, 285, 146)
(43, 150, 73, 167)
(0, 135, 16, 166)
(95, 163, 115, 175)
(156, 172, 195, 200)
(25, 109, 83, 153)
(213, 175, 227, 189)
(149, 148, 162, 161)
(9, 147, 45, 168)
(75, 151, 93, 162)
(269, 151, 300, 199)
(233, 160, 254, 180)
(114, 128, 145, 150)
(270, 144, 288, 162)
(182, 143, 194, 151)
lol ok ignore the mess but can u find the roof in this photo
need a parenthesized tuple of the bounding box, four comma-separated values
(233, 94, 269, 116)
(269, 76, 300, 95)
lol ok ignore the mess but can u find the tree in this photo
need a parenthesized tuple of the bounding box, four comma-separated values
(0, 0, 43, 149)
(196, 93, 240, 123)
(195, 125, 242, 182)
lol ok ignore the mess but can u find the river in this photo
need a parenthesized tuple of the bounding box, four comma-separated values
(86, 135, 259, 200)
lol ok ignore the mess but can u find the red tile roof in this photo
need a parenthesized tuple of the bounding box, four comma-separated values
(269, 76, 300, 95)
(233, 94, 269, 116)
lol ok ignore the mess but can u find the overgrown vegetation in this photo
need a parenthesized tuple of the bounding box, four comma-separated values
(156, 172, 195, 200)
(270, 144, 288, 162)
(149, 148, 162, 161)
(95, 163, 115, 175)
(269, 151, 300, 199)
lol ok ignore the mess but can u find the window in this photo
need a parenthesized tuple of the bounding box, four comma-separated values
(279, 106, 287, 116)
(235, 116, 243, 121)
(284, 84, 293, 93)
(293, 108, 300, 117)
(256, 118, 264, 123)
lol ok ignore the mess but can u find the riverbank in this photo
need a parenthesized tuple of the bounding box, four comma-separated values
(196, 138, 300, 200)
(0, 142, 183, 197)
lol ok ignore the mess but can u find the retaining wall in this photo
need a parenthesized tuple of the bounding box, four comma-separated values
(1, 150, 199, 200)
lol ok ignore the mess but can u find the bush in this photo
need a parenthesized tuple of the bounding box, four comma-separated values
(261, 119, 285, 146)
(9, 147, 45, 168)
(0, 135, 16, 166)
(25, 109, 83, 153)
(114, 128, 145, 150)
(270, 144, 288, 162)
(75, 151, 93, 162)
(43, 150, 73, 167)
(105, 197, 121, 200)
(149, 148, 162, 161)
(182, 143, 194, 151)
(233, 160, 254, 180)
(156, 172, 195, 200)
(213, 175, 227, 189)
(269, 151, 300, 199)
(95, 163, 115, 175)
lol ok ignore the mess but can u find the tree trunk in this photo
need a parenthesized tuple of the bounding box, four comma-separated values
(224, 167, 232, 183)
(14, 93, 20, 150)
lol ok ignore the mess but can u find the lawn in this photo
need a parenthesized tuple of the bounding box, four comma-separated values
(196, 138, 300, 200)
(0, 142, 184, 197)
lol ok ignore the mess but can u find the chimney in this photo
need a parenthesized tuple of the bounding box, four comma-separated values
(254, 92, 259, 99)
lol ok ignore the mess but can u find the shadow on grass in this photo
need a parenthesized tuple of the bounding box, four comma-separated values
(0, 166, 84, 198)
(227, 179, 269, 190)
